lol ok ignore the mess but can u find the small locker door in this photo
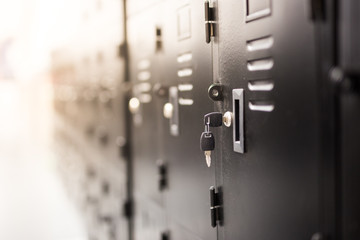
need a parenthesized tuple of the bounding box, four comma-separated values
(127, 5, 167, 240)
(338, 1, 360, 238)
(159, 1, 216, 240)
(212, 0, 322, 239)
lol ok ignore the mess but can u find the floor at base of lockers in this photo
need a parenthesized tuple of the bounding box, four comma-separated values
(0, 79, 87, 240)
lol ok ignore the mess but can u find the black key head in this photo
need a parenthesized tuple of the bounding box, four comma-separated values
(204, 112, 223, 127)
(200, 131, 215, 151)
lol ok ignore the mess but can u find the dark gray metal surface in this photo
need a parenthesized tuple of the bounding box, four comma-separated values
(213, 0, 322, 239)
(127, 5, 167, 240)
(314, 0, 338, 237)
(339, 0, 360, 74)
(340, 90, 360, 240)
(128, 1, 216, 240)
(160, 1, 216, 240)
(338, 2, 360, 238)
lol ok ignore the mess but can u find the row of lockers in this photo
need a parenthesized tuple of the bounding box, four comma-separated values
(52, 1, 127, 240)
(52, 0, 360, 240)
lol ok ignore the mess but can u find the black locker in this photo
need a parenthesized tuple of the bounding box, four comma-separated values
(338, 1, 360, 239)
(212, 0, 323, 239)
(339, 91, 360, 240)
(127, 4, 167, 240)
(313, 0, 338, 238)
(128, 0, 216, 239)
(160, 1, 215, 240)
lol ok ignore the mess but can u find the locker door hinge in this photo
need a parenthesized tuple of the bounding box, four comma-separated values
(118, 42, 128, 58)
(209, 186, 222, 227)
(310, 0, 325, 21)
(204, 0, 215, 43)
(119, 140, 130, 161)
(123, 200, 133, 219)
(161, 231, 170, 240)
(158, 162, 168, 191)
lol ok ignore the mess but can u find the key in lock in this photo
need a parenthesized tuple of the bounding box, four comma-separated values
(200, 131, 215, 167)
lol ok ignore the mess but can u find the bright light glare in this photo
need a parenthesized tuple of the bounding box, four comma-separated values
(0, 0, 84, 80)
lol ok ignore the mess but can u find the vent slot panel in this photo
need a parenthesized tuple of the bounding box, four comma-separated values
(248, 101, 274, 112)
(247, 58, 274, 71)
(246, 33, 274, 111)
(248, 80, 274, 91)
(177, 68, 193, 78)
(177, 52, 193, 63)
(247, 36, 274, 52)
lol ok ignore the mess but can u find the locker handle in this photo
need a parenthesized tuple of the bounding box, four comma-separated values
(232, 89, 244, 153)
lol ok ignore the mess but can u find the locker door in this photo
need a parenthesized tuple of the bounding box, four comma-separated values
(128, 6, 167, 240)
(339, 90, 360, 240)
(338, 1, 360, 238)
(159, 1, 216, 240)
(213, 0, 322, 239)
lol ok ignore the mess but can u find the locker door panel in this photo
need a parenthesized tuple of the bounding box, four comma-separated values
(128, 6, 167, 240)
(160, 1, 216, 240)
(339, 2, 360, 238)
(340, 92, 360, 240)
(214, 0, 321, 239)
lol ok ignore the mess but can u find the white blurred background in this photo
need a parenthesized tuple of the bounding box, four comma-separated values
(0, 0, 88, 239)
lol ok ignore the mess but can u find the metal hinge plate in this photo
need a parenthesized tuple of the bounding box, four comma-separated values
(123, 200, 132, 219)
(205, 0, 215, 43)
(210, 186, 222, 227)
(158, 162, 168, 191)
(118, 42, 128, 58)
